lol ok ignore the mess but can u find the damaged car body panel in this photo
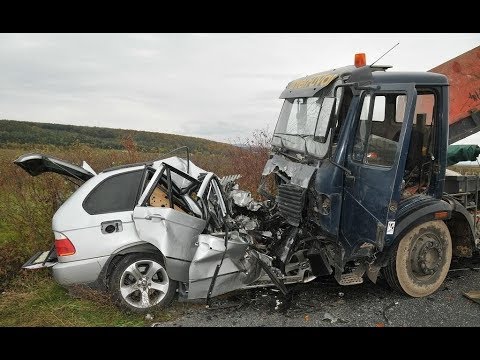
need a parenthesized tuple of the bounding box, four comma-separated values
(188, 233, 257, 299)
(16, 152, 278, 297)
(262, 155, 316, 189)
(132, 206, 206, 282)
(129, 157, 281, 295)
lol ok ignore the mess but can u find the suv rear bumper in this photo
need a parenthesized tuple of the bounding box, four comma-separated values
(52, 256, 109, 286)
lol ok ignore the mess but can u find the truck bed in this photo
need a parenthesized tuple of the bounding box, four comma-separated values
(444, 173, 480, 211)
(429, 46, 480, 144)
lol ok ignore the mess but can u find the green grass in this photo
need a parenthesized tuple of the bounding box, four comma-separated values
(0, 221, 17, 246)
(0, 272, 194, 327)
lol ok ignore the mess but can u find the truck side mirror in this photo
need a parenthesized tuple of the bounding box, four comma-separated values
(314, 96, 336, 143)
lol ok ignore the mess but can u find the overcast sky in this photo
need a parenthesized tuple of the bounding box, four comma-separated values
(1, 33, 479, 145)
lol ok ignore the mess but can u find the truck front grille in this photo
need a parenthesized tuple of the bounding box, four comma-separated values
(277, 184, 306, 227)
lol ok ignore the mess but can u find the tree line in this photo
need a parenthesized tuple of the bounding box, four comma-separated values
(0, 119, 233, 155)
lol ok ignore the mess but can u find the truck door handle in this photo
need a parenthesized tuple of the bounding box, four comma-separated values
(145, 214, 166, 221)
(345, 174, 355, 186)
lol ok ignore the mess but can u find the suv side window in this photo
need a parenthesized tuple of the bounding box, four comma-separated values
(83, 170, 144, 214)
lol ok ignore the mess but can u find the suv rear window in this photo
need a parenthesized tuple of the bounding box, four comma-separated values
(83, 170, 144, 215)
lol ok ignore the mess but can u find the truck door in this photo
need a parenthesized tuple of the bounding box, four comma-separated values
(341, 84, 416, 252)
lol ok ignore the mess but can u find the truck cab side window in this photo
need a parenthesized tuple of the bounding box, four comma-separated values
(400, 91, 437, 198)
(352, 94, 371, 162)
(395, 92, 436, 172)
(352, 92, 406, 167)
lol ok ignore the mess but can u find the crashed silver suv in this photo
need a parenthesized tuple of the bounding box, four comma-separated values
(16, 153, 300, 312)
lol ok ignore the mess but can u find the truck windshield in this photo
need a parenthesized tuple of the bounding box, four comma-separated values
(275, 97, 323, 136)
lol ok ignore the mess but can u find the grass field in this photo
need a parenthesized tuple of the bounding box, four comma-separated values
(0, 221, 16, 246)
(0, 272, 196, 326)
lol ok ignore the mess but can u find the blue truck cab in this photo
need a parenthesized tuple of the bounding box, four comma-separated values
(261, 56, 479, 297)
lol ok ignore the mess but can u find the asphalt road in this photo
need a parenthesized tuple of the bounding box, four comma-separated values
(155, 257, 480, 327)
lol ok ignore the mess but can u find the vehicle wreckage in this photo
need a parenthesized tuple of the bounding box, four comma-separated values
(16, 152, 300, 311)
(17, 46, 480, 312)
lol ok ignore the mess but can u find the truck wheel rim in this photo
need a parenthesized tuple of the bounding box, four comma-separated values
(119, 260, 169, 309)
(409, 233, 443, 278)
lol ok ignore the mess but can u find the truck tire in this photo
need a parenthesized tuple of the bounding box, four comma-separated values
(383, 220, 452, 297)
(109, 253, 177, 313)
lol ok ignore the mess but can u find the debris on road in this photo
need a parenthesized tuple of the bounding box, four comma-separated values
(463, 291, 480, 305)
(382, 301, 398, 325)
(322, 312, 338, 323)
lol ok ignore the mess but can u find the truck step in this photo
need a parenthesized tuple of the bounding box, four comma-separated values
(338, 272, 364, 286)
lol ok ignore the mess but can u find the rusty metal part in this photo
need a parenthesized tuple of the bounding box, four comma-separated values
(429, 46, 480, 127)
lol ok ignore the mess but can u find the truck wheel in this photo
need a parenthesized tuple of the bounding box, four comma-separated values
(383, 220, 452, 297)
(109, 253, 177, 313)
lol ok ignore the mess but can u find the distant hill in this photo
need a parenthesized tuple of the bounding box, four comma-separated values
(0, 120, 234, 155)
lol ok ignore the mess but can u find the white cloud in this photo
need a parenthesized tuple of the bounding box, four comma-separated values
(0, 33, 479, 142)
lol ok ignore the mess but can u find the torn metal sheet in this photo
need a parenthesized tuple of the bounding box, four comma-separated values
(153, 156, 207, 190)
(248, 203, 262, 212)
(262, 154, 316, 188)
(188, 232, 265, 299)
(230, 189, 254, 207)
(229, 189, 263, 211)
(234, 215, 259, 231)
(463, 291, 480, 305)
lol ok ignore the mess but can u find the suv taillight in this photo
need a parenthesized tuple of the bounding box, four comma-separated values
(55, 238, 76, 256)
